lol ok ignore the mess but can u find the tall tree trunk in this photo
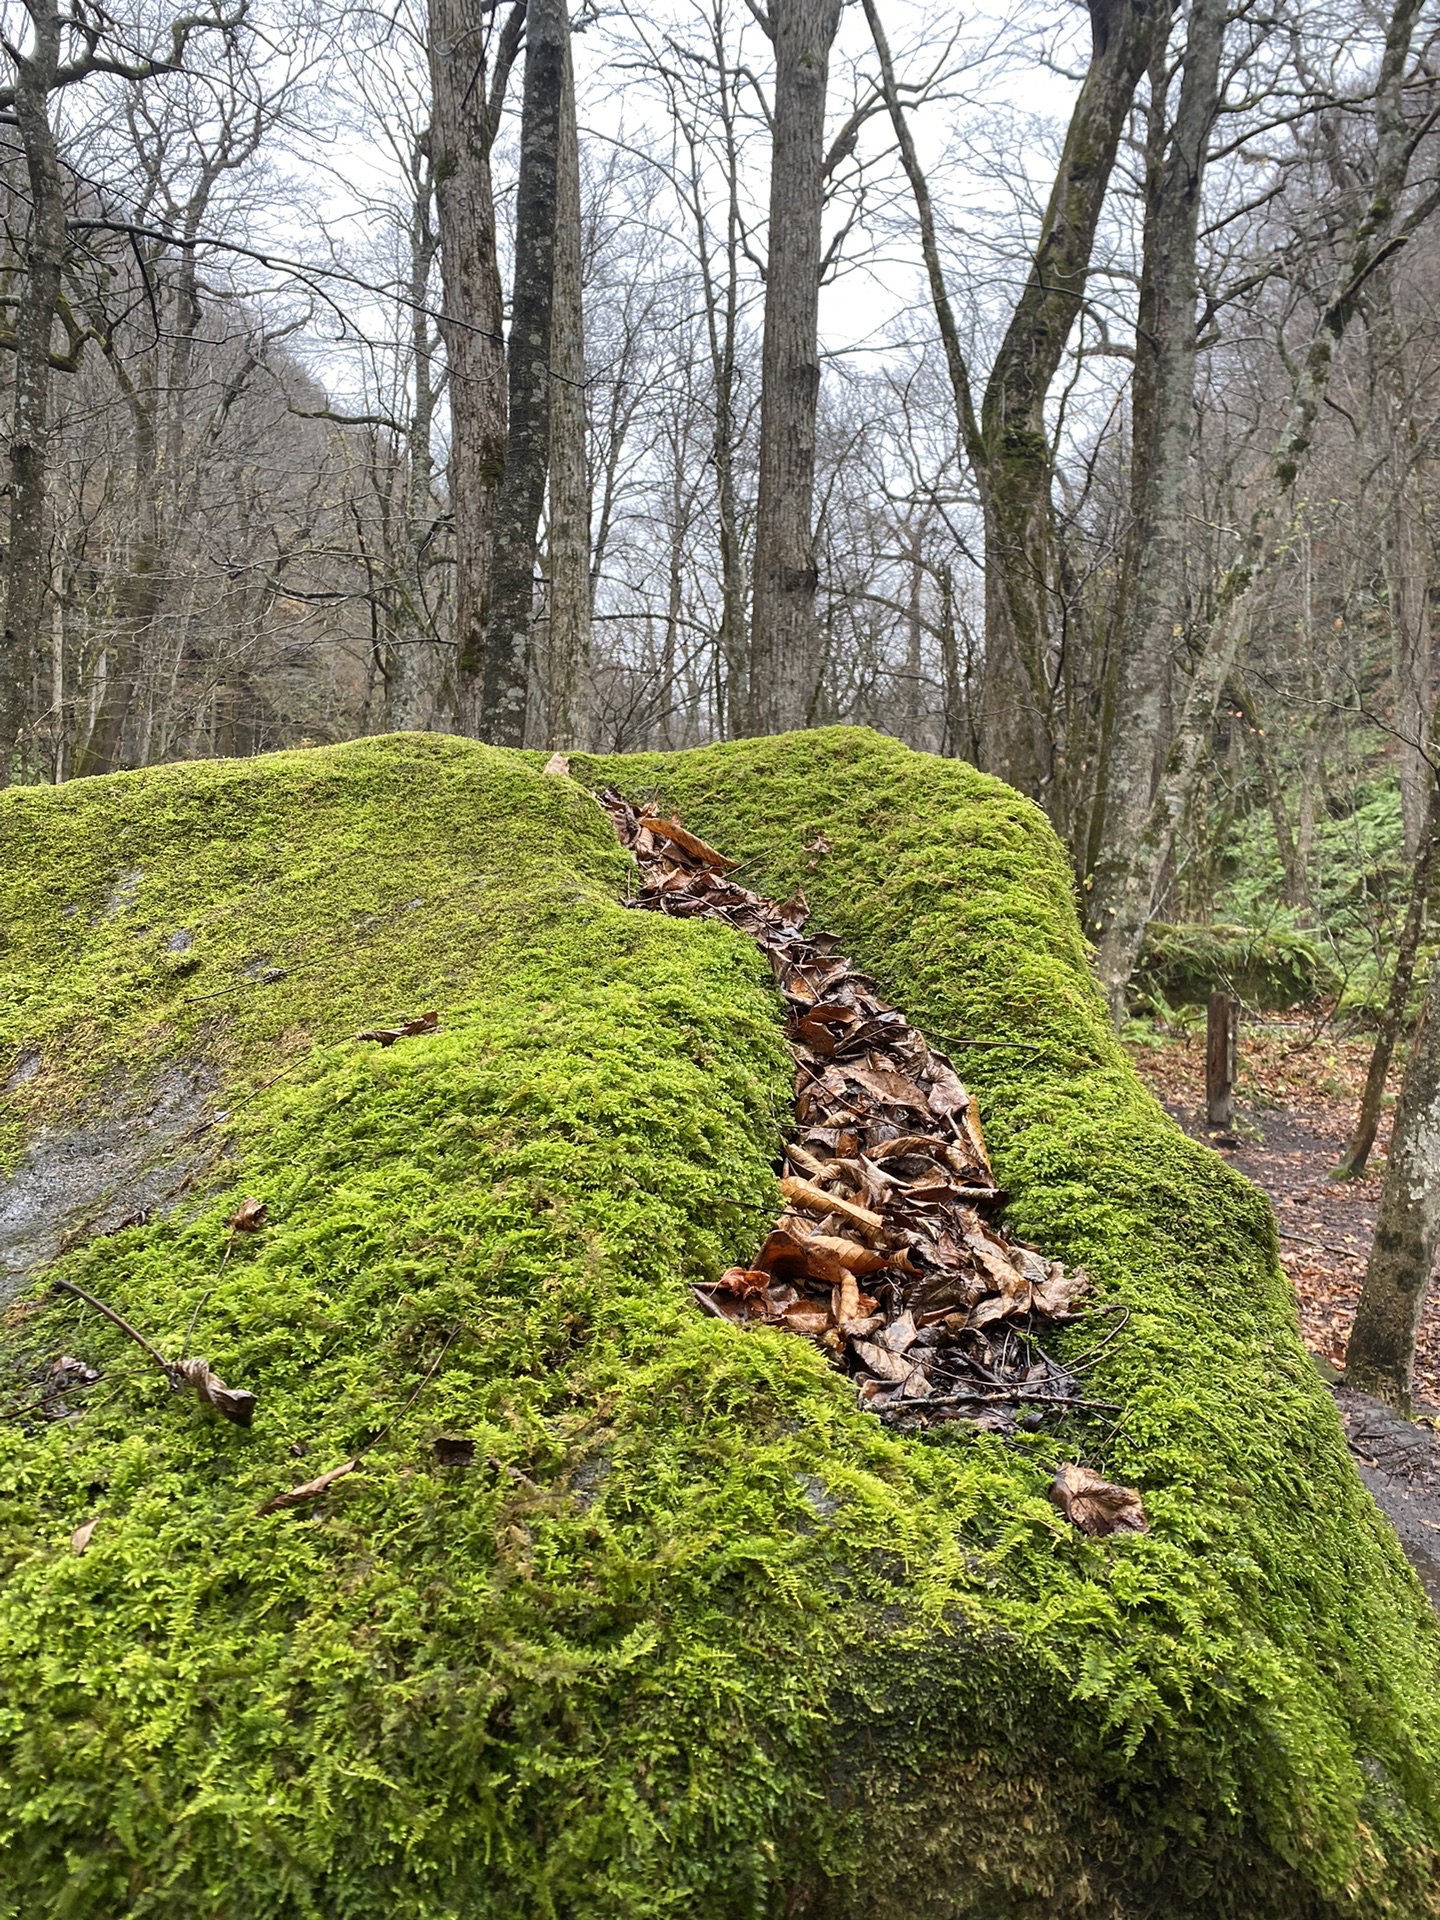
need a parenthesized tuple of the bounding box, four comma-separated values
(1370, 275, 1435, 859)
(977, 0, 1157, 807)
(390, 141, 441, 732)
(72, 398, 161, 777)
(480, 0, 565, 745)
(427, 0, 513, 728)
(2, 0, 65, 784)
(746, 0, 841, 736)
(1347, 944, 1440, 1410)
(1087, 0, 1432, 1020)
(543, 17, 591, 751)
(1336, 771, 1439, 1179)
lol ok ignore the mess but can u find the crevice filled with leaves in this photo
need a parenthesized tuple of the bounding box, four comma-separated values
(600, 788, 1139, 1508)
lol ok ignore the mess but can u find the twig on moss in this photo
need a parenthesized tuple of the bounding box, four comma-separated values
(52, 1277, 256, 1427)
(54, 1277, 171, 1370)
(256, 1327, 463, 1516)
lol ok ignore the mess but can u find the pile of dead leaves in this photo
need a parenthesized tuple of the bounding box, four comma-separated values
(600, 790, 1129, 1463)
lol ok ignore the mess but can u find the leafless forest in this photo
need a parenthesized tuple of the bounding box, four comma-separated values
(3, 0, 1440, 1021)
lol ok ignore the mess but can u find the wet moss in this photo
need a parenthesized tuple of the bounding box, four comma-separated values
(0, 727, 1435, 1918)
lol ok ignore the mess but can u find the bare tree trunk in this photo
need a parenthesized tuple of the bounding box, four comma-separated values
(1336, 773, 1439, 1179)
(1347, 945, 1440, 1410)
(390, 139, 442, 732)
(2, 0, 65, 784)
(427, 0, 514, 728)
(543, 17, 591, 750)
(480, 0, 565, 745)
(746, 0, 841, 736)
(72, 392, 161, 777)
(1237, 674, 1310, 913)
(976, 0, 1157, 806)
(1087, 0, 1433, 1019)
(1371, 279, 1435, 859)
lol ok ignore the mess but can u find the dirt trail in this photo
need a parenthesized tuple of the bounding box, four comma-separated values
(1129, 1022, 1440, 1406)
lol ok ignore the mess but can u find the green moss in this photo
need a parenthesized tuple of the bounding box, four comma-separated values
(1133, 922, 1340, 1011)
(0, 727, 1437, 1917)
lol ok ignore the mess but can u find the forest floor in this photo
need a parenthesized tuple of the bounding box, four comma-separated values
(1126, 1018, 1440, 1410)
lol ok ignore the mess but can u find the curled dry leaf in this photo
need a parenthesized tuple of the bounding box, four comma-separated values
(542, 752, 570, 777)
(70, 1517, 98, 1555)
(1049, 1463, 1148, 1536)
(600, 790, 1114, 1437)
(258, 1457, 360, 1514)
(356, 1010, 440, 1046)
(778, 1176, 884, 1237)
(228, 1196, 267, 1233)
(643, 817, 737, 871)
(712, 1267, 770, 1295)
(172, 1356, 257, 1428)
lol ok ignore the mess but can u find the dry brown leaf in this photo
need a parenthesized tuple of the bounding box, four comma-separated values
(877, 1310, 918, 1354)
(846, 1063, 931, 1113)
(780, 1299, 832, 1336)
(70, 1517, 98, 1555)
(778, 1176, 884, 1236)
(228, 1196, 267, 1233)
(851, 1338, 915, 1382)
(356, 1010, 439, 1046)
(1049, 1464, 1148, 1536)
(832, 1269, 860, 1329)
(1032, 1269, 1090, 1320)
(542, 752, 570, 777)
(711, 1267, 771, 1295)
(258, 1458, 360, 1515)
(803, 1232, 889, 1276)
(172, 1356, 258, 1428)
(646, 817, 738, 871)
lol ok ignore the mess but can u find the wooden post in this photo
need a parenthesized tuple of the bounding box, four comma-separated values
(1206, 991, 1238, 1128)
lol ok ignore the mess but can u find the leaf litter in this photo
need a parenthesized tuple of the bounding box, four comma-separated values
(599, 788, 1146, 1532)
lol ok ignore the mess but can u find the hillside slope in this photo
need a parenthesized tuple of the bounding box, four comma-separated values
(0, 727, 1437, 1918)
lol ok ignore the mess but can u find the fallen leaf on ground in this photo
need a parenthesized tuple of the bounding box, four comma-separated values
(1049, 1464, 1148, 1536)
(70, 1518, 98, 1555)
(228, 1196, 267, 1233)
(599, 789, 1121, 1436)
(356, 1010, 440, 1046)
(712, 1267, 771, 1295)
(172, 1356, 257, 1428)
(645, 817, 738, 871)
(778, 1176, 884, 1236)
(543, 752, 570, 777)
(258, 1458, 360, 1514)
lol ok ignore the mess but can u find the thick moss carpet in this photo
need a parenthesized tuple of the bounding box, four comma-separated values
(0, 728, 1437, 1918)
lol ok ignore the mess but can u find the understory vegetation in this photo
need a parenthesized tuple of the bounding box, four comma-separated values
(0, 728, 1437, 1917)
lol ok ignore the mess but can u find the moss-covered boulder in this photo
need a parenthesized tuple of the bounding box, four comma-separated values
(0, 727, 1437, 1919)
(1134, 921, 1340, 1012)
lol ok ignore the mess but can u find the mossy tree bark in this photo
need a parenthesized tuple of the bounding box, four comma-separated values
(480, 0, 566, 746)
(1, 1, 66, 786)
(388, 132, 443, 732)
(869, 0, 1156, 813)
(543, 17, 591, 752)
(976, 0, 1158, 809)
(1083, 0, 1224, 1010)
(427, 0, 516, 730)
(1086, 0, 1435, 1022)
(746, 0, 842, 736)
(1348, 947, 1440, 1410)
